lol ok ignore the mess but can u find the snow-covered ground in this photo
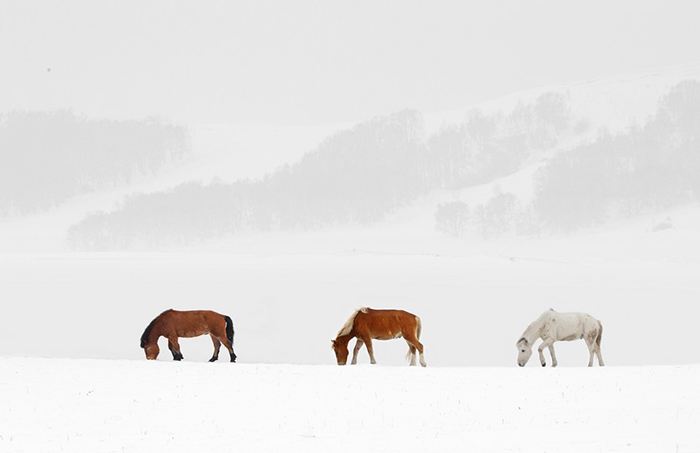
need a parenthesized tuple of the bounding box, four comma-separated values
(1, 358, 697, 453)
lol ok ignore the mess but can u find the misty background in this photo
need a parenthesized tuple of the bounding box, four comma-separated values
(1, 0, 700, 366)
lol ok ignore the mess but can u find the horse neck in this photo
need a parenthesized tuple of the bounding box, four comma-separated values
(522, 318, 544, 343)
(146, 320, 164, 346)
(334, 334, 353, 346)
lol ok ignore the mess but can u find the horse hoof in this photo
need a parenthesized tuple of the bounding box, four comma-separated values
(209, 357, 218, 362)
(541, 363, 546, 367)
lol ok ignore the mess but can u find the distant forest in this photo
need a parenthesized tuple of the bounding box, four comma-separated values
(0, 111, 189, 216)
(534, 81, 700, 229)
(68, 81, 700, 248)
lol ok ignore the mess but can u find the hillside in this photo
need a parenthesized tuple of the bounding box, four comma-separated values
(3, 66, 700, 251)
(66, 74, 700, 249)
(0, 112, 189, 216)
(1, 358, 698, 453)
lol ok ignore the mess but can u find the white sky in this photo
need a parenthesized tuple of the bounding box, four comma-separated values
(1, 0, 699, 126)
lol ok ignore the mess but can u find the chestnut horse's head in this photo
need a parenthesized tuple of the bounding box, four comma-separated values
(331, 339, 349, 365)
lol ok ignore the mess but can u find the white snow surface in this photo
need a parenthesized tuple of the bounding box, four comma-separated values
(1, 358, 697, 453)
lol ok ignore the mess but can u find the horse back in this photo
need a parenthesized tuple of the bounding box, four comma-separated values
(161, 309, 227, 338)
(548, 311, 600, 341)
(354, 308, 420, 340)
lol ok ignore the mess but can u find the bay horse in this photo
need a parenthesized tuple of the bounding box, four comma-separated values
(516, 309, 604, 367)
(140, 309, 237, 362)
(331, 307, 426, 367)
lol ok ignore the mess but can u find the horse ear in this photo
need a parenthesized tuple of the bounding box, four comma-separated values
(517, 337, 528, 347)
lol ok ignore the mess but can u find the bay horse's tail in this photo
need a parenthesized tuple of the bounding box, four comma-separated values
(224, 315, 235, 345)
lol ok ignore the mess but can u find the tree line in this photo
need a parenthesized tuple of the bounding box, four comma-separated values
(67, 81, 700, 248)
(0, 111, 189, 216)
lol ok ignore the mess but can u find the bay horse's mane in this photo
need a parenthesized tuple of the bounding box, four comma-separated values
(140, 309, 173, 348)
(336, 307, 369, 338)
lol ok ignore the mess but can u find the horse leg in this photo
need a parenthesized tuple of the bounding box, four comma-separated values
(209, 335, 221, 362)
(413, 339, 426, 367)
(211, 321, 237, 363)
(595, 328, 605, 366)
(406, 342, 417, 366)
(220, 336, 237, 363)
(596, 346, 605, 366)
(538, 341, 549, 367)
(403, 331, 426, 367)
(418, 345, 427, 367)
(585, 338, 595, 367)
(548, 344, 558, 368)
(362, 336, 376, 364)
(168, 336, 183, 361)
(351, 339, 364, 365)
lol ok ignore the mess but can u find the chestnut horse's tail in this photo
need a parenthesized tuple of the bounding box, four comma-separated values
(224, 315, 235, 345)
(406, 315, 423, 363)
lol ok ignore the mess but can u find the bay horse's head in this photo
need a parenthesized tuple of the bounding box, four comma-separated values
(143, 342, 160, 360)
(140, 316, 161, 360)
(331, 339, 349, 365)
(516, 338, 533, 367)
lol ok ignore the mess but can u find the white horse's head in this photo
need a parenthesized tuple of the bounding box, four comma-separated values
(516, 338, 533, 367)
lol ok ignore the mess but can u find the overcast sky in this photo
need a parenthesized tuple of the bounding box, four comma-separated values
(1, 0, 699, 126)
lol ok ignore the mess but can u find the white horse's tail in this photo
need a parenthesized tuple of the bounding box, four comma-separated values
(596, 321, 603, 348)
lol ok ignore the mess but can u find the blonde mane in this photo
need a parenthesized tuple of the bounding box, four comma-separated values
(336, 307, 369, 338)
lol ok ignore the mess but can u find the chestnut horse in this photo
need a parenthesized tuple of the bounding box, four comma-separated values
(140, 309, 237, 362)
(331, 307, 426, 367)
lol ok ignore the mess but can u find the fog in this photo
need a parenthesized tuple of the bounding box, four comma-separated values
(2, 1, 699, 124)
(1, 1, 700, 366)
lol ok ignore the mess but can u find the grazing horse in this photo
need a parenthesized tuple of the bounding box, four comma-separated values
(516, 309, 604, 367)
(140, 309, 237, 362)
(331, 307, 426, 367)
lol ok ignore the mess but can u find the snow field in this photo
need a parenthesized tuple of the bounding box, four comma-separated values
(1, 358, 698, 452)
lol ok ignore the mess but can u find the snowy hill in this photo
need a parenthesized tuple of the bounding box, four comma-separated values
(1, 358, 698, 453)
(3, 65, 700, 251)
(65, 73, 700, 249)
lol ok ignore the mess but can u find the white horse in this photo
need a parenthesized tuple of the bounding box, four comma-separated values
(516, 309, 605, 367)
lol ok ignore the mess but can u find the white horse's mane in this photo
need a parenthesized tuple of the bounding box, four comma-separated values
(336, 307, 369, 338)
